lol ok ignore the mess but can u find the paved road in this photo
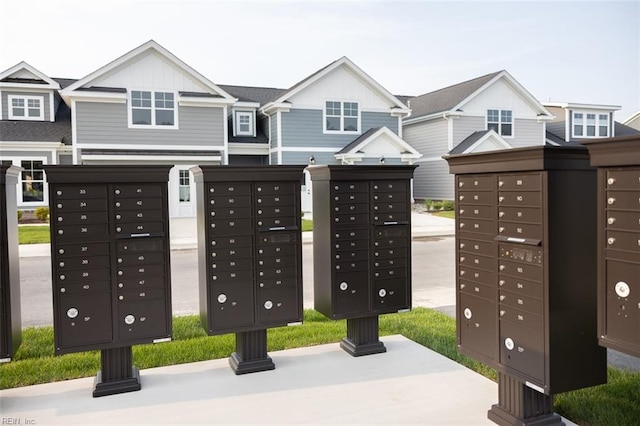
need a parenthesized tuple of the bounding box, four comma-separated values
(19, 236, 456, 327)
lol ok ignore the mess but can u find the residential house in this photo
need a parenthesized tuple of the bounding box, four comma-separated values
(1, 41, 422, 218)
(623, 111, 640, 132)
(402, 70, 555, 201)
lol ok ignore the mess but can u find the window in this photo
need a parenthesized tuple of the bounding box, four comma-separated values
(8, 95, 44, 120)
(179, 170, 190, 202)
(130, 91, 175, 127)
(572, 111, 609, 138)
(235, 111, 254, 136)
(487, 109, 513, 137)
(325, 101, 359, 133)
(21, 160, 45, 202)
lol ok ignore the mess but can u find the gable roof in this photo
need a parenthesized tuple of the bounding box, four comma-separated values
(219, 85, 286, 106)
(623, 111, 640, 128)
(406, 70, 553, 123)
(449, 130, 512, 154)
(334, 126, 421, 164)
(261, 57, 409, 113)
(62, 40, 235, 100)
(0, 61, 61, 89)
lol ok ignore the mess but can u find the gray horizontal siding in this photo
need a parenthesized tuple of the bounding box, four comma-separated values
(2, 90, 52, 121)
(76, 102, 224, 147)
(281, 151, 334, 165)
(281, 109, 400, 149)
(510, 119, 544, 147)
(452, 116, 484, 147)
(412, 159, 455, 201)
(58, 154, 73, 165)
(270, 115, 278, 148)
(403, 119, 448, 158)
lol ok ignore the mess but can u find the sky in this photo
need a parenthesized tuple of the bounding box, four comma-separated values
(1, 0, 639, 121)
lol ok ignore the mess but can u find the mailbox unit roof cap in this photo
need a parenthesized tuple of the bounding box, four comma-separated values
(306, 164, 418, 181)
(580, 134, 640, 167)
(444, 145, 592, 175)
(43, 165, 173, 183)
(191, 165, 305, 183)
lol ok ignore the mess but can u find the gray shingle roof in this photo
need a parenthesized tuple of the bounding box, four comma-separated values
(0, 102, 71, 144)
(448, 130, 492, 154)
(336, 127, 382, 154)
(545, 120, 639, 145)
(407, 71, 502, 120)
(219, 85, 286, 106)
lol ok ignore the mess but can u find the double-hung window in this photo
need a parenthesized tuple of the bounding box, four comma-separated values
(487, 109, 513, 137)
(130, 90, 176, 127)
(234, 111, 254, 136)
(325, 101, 359, 133)
(21, 160, 45, 203)
(8, 95, 44, 120)
(179, 170, 190, 202)
(573, 112, 609, 138)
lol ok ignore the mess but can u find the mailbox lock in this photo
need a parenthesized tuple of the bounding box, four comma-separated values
(615, 281, 630, 298)
(264, 300, 274, 310)
(504, 338, 515, 351)
(607, 177, 615, 185)
(67, 308, 79, 319)
(607, 237, 616, 245)
(217, 294, 227, 304)
(463, 308, 472, 320)
(379, 289, 387, 297)
(124, 315, 135, 325)
(340, 282, 349, 291)
(607, 217, 616, 225)
(607, 197, 616, 205)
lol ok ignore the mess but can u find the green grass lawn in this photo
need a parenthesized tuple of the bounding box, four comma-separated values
(431, 210, 455, 219)
(2, 308, 638, 425)
(18, 225, 50, 244)
(302, 218, 313, 231)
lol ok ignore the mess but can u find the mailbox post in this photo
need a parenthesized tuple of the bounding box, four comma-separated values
(308, 165, 416, 356)
(581, 135, 640, 359)
(445, 146, 606, 425)
(0, 165, 21, 362)
(192, 166, 304, 374)
(45, 165, 173, 397)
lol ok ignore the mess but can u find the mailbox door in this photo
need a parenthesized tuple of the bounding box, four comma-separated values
(57, 293, 112, 349)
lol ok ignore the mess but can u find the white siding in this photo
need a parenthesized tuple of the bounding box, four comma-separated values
(463, 78, 541, 119)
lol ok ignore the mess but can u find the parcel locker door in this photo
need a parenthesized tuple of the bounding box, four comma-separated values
(604, 260, 640, 346)
(118, 299, 169, 341)
(257, 287, 300, 324)
(373, 277, 409, 311)
(334, 271, 370, 315)
(209, 284, 255, 330)
(458, 292, 496, 363)
(57, 293, 112, 351)
(499, 320, 545, 385)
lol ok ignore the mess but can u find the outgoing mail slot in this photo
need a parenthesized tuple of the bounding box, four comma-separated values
(498, 174, 541, 191)
(498, 207, 542, 224)
(209, 218, 253, 235)
(57, 267, 110, 283)
(458, 191, 494, 205)
(256, 193, 295, 206)
(459, 279, 494, 300)
(57, 242, 110, 258)
(116, 252, 165, 266)
(255, 182, 296, 195)
(375, 226, 408, 238)
(114, 197, 163, 211)
(117, 264, 165, 278)
(499, 260, 543, 282)
(458, 175, 494, 190)
(499, 276, 543, 299)
(458, 205, 494, 220)
(117, 287, 165, 301)
(498, 191, 542, 207)
(498, 222, 543, 240)
(605, 191, 640, 210)
(605, 230, 640, 252)
(117, 299, 169, 341)
(117, 238, 164, 253)
(113, 184, 162, 198)
(333, 181, 368, 193)
(606, 169, 640, 189)
(259, 232, 297, 246)
(59, 280, 110, 294)
(499, 321, 544, 383)
(257, 287, 299, 323)
(54, 198, 108, 212)
(116, 221, 165, 236)
(54, 185, 108, 199)
(114, 209, 164, 223)
(499, 306, 543, 332)
(373, 277, 409, 311)
(606, 211, 640, 231)
(500, 289, 543, 316)
(208, 183, 251, 196)
(57, 293, 112, 350)
(56, 211, 108, 225)
(209, 284, 255, 331)
(57, 255, 110, 270)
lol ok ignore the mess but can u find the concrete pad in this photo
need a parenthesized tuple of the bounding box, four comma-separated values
(1, 335, 499, 425)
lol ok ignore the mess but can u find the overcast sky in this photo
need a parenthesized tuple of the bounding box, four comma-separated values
(1, 0, 638, 121)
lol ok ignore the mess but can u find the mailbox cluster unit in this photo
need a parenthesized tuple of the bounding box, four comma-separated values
(45, 165, 173, 396)
(445, 146, 606, 426)
(0, 165, 21, 362)
(581, 135, 640, 359)
(193, 166, 304, 374)
(308, 165, 416, 356)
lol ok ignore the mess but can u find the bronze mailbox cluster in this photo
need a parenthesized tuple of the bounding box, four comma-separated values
(193, 166, 304, 374)
(308, 165, 416, 356)
(0, 165, 21, 363)
(582, 135, 640, 359)
(446, 146, 607, 426)
(45, 165, 173, 396)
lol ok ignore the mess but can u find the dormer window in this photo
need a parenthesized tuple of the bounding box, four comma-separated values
(234, 111, 255, 137)
(325, 101, 360, 133)
(130, 90, 177, 128)
(8, 95, 44, 121)
(487, 109, 513, 137)
(573, 112, 609, 138)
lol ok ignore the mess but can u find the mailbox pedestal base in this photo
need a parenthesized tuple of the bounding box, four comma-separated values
(230, 330, 275, 375)
(340, 316, 386, 357)
(487, 374, 562, 426)
(93, 346, 141, 397)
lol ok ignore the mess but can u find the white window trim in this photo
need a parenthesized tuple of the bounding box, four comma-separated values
(233, 110, 256, 137)
(571, 111, 610, 138)
(6, 157, 49, 206)
(127, 90, 179, 129)
(178, 169, 191, 203)
(8, 94, 45, 121)
(486, 108, 514, 138)
(323, 100, 361, 135)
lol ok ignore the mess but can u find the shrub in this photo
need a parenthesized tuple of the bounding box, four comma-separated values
(17, 210, 23, 221)
(34, 206, 50, 222)
(441, 200, 455, 211)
